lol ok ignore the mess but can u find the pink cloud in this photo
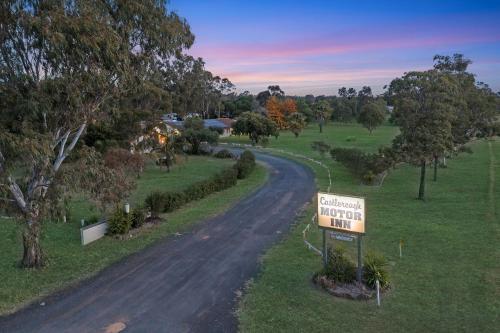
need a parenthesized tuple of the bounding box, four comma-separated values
(191, 33, 500, 62)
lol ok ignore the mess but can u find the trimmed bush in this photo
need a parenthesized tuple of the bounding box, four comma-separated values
(214, 149, 234, 159)
(162, 192, 186, 213)
(324, 247, 357, 283)
(107, 206, 132, 235)
(145, 191, 164, 218)
(363, 252, 390, 289)
(131, 207, 146, 228)
(234, 150, 256, 179)
(143, 164, 242, 218)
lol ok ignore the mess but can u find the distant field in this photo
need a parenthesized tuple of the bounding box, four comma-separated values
(0, 156, 267, 315)
(230, 123, 500, 332)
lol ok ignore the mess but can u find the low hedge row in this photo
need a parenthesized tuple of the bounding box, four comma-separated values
(145, 150, 256, 217)
(330, 147, 395, 184)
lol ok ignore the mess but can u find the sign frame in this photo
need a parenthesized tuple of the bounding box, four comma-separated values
(317, 192, 366, 283)
(317, 192, 366, 235)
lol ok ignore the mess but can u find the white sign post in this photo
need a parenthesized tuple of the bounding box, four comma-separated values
(317, 192, 366, 282)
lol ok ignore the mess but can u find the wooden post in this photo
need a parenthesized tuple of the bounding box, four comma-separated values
(322, 229, 328, 269)
(357, 235, 363, 283)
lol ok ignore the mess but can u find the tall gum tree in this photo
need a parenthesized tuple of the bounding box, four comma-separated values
(0, 0, 193, 268)
(387, 70, 460, 200)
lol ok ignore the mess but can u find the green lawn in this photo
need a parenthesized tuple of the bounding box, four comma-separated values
(0, 156, 267, 315)
(231, 123, 499, 332)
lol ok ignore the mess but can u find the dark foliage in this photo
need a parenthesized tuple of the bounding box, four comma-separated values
(233, 150, 256, 179)
(107, 206, 132, 235)
(323, 247, 357, 283)
(213, 149, 234, 159)
(330, 147, 396, 184)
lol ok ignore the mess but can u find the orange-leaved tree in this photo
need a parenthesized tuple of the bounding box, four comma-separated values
(266, 96, 287, 129)
(266, 97, 297, 129)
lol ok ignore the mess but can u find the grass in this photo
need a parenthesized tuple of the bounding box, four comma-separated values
(229, 123, 499, 333)
(0, 156, 268, 315)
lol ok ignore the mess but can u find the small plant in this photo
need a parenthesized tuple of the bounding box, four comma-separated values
(145, 191, 165, 218)
(107, 206, 132, 235)
(345, 136, 357, 142)
(87, 215, 100, 225)
(214, 149, 234, 159)
(131, 207, 146, 228)
(363, 251, 390, 289)
(324, 246, 356, 283)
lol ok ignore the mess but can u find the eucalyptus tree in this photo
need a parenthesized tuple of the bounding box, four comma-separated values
(0, 0, 193, 268)
(314, 100, 333, 133)
(358, 100, 386, 134)
(387, 70, 460, 200)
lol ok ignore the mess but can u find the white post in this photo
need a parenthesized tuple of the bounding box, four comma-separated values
(80, 219, 85, 227)
(399, 240, 403, 258)
(376, 279, 381, 306)
(124, 203, 130, 214)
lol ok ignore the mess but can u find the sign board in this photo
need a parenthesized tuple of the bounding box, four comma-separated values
(81, 221, 108, 246)
(317, 192, 365, 234)
(330, 231, 357, 242)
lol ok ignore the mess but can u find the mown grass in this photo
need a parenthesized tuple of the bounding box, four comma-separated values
(228, 123, 499, 333)
(0, 157, 267, 315)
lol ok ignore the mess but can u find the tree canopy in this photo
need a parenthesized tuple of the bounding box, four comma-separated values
(233, 112, 278, 145)
(0, 0, 195, 267)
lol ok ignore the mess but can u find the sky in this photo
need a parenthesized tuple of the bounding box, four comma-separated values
(169, 1, 500, 96)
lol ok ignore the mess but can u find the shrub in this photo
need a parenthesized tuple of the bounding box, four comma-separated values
(87, 215, 100, 226)
(131, 207, 146, 228)
(104, 148, 145, 176)
(363, 251, 390, 289)
(107, 206, 132, 235)
(345, 136, 357, 142)
(145, 191, 165, 218)
(324, 246, 357, 283)
(234, 150, 256, 179)
(214, 149, 234, 159)
(330, 147, 394, 184)
(162, 192, 186, 213)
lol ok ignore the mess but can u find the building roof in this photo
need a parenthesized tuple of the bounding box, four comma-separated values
(163, 118, 233, 130)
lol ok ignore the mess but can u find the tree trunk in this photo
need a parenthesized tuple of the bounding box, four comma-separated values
(319, 122, 323, 133)
(433, 155, 438, 182)
(22, 219, 43, 268)
(418, 160, 426, 201)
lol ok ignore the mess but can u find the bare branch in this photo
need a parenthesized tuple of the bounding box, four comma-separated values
(53, 122, 87, 172)
(7, 176, 28, 214)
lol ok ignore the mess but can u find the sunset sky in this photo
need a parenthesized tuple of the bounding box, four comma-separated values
(170, 1, 500, 96)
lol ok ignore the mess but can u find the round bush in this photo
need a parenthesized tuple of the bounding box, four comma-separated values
(107, 206, 132, 235)
(324, 246, 357, 283)
(214, 149, 234, 159)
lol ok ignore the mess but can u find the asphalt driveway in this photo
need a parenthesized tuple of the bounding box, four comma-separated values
(0, 151, 315, 333)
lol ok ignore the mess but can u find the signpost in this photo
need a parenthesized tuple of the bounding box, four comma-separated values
(317, 192, 366, 283)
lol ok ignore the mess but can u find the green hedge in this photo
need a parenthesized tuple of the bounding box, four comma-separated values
(234, 150, 256, 179)
(330, 147, 394, 184)
(144, 152, 256, 216)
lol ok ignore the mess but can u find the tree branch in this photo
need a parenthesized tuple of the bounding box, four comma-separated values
(7, 176, 28, 214)
(53, 122, 87, 172)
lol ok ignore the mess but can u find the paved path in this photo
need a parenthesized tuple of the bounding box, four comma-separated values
(0, 152, 315, 333)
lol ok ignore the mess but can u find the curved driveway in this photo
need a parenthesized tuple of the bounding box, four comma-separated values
(0, 152, 315, 333)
